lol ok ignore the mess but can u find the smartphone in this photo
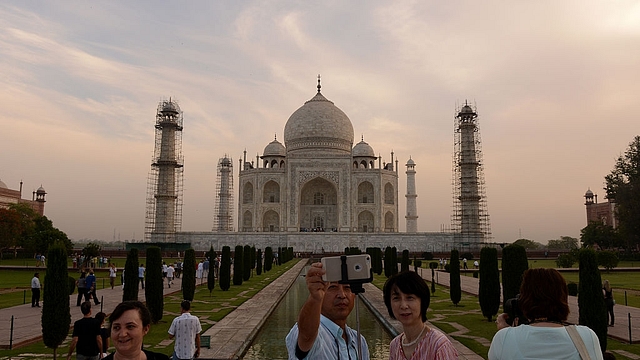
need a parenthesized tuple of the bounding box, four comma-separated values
(321, 254, 372, 283)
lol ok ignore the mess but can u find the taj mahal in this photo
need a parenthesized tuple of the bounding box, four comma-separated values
(145, 77, 491, 253)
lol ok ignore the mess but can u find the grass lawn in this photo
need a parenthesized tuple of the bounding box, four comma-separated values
(0, 259, 299, 359)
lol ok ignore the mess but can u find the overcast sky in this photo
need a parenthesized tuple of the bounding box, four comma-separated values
(1, 1, 639, 244)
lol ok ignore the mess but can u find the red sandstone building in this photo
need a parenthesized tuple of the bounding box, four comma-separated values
(584, 188, 616, 227)
(0, 179, 46, 216)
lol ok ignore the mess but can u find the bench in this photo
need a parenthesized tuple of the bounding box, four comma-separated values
(200, 335, 211, 349)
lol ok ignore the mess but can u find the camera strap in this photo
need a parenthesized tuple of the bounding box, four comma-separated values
(565, 325, 591, 360)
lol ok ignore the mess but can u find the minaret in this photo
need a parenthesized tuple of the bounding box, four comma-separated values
(452, 102, 491, 244)
(214, 155, 234, 232)
(405, 157, 418, 232)
(145, 99, 184, 242)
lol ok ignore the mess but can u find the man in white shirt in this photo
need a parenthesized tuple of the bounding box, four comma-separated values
(109, 263, 117, 289)
(168, 300, 202, 360)
(166, 264, 175, 288)
(31, 272, 41, 307)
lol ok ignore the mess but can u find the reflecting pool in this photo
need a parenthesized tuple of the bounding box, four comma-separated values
(244, 267, 392, 359)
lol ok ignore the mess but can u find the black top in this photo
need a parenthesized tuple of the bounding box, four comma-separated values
(103, 349, 170, 360)
(72, 317, 100, 356)
(100, 327, 110, 352)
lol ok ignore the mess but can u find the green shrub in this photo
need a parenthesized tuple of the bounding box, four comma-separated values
(182, 249, 196, 300)
(461, 252, 474, 261)
(422, 252, 434, 260)
(579, 248, 608, 352)
(243, 245, 252, 281)
(384, 247, 392, 277)
(501, 244, 528, 306)
(145, 246, 163, 323)
(597, 250, 619, 272)
(479, 247, 500, 321)
(219, 246, 231, 291)
(556, 253, 576, 268)
(123, 248, 139, 301)
(42, 242, 71, 356)
(264, 247, 273, 272)
(401, 250, 410, 272)
(233, 245, 243, 286)
(207, 246, 216, 295)
(449, 249, 461, 306)
(414, 259, 422, 272)
(68, 276, 76, 295)
(567, 282, 578, 296)
(429, 262, 438, 269)
(256, 249, 263, 276)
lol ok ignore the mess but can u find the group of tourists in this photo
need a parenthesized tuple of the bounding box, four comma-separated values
(285, 263, 615, 360)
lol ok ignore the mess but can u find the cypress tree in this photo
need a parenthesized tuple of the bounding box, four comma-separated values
(123, 248, 139, 301)
(401, 249, 410, 272)
(579, 248, 608, 352)
(384, 246, 392, 277)
(243, 245, 251, 281)
(391, 247, 399, 275)
(501, 244, 529, 306)
(207, 246, 216, 296)
(220, 246, 231, 291)
(479, 247, 501, 321)
(375, 248, 383, 275)
(450, 249, 461, 306)
(42, 242, 71, 359)
(264, 247, 273, 272)
(233, 245, 244, 285)
(182, 248, 196, 301)
(256, 248, 263, 276)
(250, 246, 256, 275)
(145, 246, 163, 323)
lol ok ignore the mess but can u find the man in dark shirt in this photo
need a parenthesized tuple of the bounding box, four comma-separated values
(67, 301, 102, 360)
(85, 271, 100, 305)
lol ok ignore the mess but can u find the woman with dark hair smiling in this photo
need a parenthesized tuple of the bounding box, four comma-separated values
(103, 301, 169, 360)
(489, 268, 603, 360)
(383, 271, 458, 359)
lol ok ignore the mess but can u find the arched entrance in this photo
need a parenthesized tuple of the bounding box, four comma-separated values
(299, 177, 337, 231)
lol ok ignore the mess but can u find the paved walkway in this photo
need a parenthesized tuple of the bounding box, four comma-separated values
(419, 268, 640, 344)
(0, 272, 183, 349)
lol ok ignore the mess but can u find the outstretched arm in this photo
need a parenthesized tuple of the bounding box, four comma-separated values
(296, 262, 327, 352)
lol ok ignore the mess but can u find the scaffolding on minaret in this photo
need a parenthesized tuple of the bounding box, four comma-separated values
(213, 155, 234, 232)
(144, 99, 184, 242)
(451, 102, 491, 245)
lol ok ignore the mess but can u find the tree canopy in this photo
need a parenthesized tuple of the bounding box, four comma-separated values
(580, 221, 621, 249)
(0, 204, 71, 255)
(604, 135, 640, 250)
(512, 238, 541, 249)
(547, 236, 579, 250)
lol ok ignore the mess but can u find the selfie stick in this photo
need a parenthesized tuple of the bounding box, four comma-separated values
(339, 255, 372, 360)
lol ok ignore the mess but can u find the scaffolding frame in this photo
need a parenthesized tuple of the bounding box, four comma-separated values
(144, 99, 184, 242)
(213, 155, 234, 232)
(451, 102, 492, 244)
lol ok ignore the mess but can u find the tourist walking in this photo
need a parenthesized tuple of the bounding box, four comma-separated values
(85, 270, 101, 305)
(168, 300, 202, 360)
(31, 272, 41, 307)
(603, 279, 615, 326)
(95, 312, 110, 358)
(76, 271, 89, 306)
(109, 263, 117, 289)
(138, 264, 146, 289)
(67, 301, 102, 360)
(166, 264, 175, 288)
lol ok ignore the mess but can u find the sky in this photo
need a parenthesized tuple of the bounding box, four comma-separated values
(1, 1, 639, 245)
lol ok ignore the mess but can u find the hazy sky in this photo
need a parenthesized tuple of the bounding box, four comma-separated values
(1, 1, 639, 244)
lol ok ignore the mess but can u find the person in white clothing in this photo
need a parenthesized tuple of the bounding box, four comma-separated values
(109, 263, 117, 289)
(488, 268, 603, 360)
(166, 264, 175, 288)
(168, 300, 202, 360)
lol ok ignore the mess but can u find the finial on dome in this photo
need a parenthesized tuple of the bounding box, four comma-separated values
(274, 133, 277, 141)
(361, 134, 364, 141)
(317, 74, 321, 93)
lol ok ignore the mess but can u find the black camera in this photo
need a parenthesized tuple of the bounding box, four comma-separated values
(504, 295, 528, 326)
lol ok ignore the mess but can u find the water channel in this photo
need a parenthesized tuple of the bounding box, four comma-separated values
(244, 266, 393, 359)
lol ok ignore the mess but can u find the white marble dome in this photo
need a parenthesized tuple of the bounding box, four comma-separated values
(284, 91, 354, 154)
(352, 139, 375, 157)
(263, 138, 286, 157)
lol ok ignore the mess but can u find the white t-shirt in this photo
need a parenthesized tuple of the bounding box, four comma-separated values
(166, 266, 175, 278)
(109, 267, 117, 278)
(488, 325, 603, 360)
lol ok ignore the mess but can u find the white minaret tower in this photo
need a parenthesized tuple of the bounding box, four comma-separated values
(144, 99, 184, 242)
(405, 157, 418, 232)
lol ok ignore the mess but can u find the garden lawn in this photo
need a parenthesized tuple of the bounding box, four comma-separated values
(0, 259, 299, 359)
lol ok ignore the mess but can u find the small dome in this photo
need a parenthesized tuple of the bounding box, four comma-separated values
(36, 186, 46, 193)
(352, 140, 375, 158)
(263, 138, 286, 157)
(585, 189, 594, 196)
(406, 157, 415, 165)
(0, 179, 7, 189)
(161, 100, 180, 114)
